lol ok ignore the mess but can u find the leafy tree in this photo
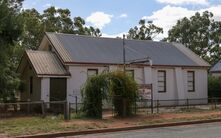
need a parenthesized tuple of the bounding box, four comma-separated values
(21, 9, 44, 50)
(21, 6, 101, 50)
(167, 11, 221, 65)
(127, 19, 163, 40)
(208, 76, 221, 98)
(0, 0, 23, 102)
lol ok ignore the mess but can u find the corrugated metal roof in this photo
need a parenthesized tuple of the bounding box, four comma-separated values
(210, 60, 221, 72)
(26, 50, 69, 76)
(46, 32, 209, 67)
(173, 43, 210, 67)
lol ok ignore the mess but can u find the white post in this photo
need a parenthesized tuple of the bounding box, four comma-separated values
(41, 78, 50, 107)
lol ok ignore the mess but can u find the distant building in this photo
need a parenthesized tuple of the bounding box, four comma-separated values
(17, 32, 210, 105)
(210, 60, 221, 77)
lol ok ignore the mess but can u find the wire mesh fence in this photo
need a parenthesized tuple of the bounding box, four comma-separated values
(1, 97, 221, 120)
(0, 100, 68, 119)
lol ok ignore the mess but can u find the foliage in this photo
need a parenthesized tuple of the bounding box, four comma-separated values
(81, 71, 138, 118)
(167, 11, 221, 65)
(81, 73, 109, 118)
(208, 76, 221, 98)
(0, 0, 23, 102)
(21, 6, 101, 50)
(109, 71, 138, 116)
(127, 19, 163, 40)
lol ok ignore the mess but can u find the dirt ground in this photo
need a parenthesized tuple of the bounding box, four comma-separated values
(61, 110, 221, 129)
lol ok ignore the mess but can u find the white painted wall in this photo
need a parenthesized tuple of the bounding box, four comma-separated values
(66, 65, 208, 106)
(40, 78, 50, 102)
(66, 66, 107, 103)
(184, 69, 208, 104)
(152, 68, 177, 106)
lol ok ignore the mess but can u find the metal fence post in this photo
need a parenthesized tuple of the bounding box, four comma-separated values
(123, 98, 127, 117)
(186, 99, 189, 110)
(75, 96, 78, 114)
(69, 102, 71, 119)
(157, 100, 159, 113)
(151, 84, 153, 114)
(214, 98, 217, 109)
(151, 100, 154, 114)
(64, 100, 70, 120)
(134, 98, 137, 115)
(41, 101, 45, 118)
(27, 99, 30, 115)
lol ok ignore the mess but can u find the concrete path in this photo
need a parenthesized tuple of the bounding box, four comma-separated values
(68, 122, 221, 138)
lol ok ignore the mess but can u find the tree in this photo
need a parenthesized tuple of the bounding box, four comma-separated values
(21, 6, 101, 50)
(0, 0, 24, 102)
(21, 9, 44, 50)
(167, 11, 221, 65)
(127, 19, 163, 40)
(208, 76, 221, 98)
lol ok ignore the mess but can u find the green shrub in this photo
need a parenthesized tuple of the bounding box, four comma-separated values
(81, 73, 109, 119)
(109, 71, 138, 116)
(81, 70, 138, 118)
(208, 76, 221, 98)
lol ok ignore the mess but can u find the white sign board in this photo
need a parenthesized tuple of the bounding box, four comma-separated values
(138, 84, 152, 99)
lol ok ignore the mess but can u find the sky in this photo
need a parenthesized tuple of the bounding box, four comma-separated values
(23, 0, 221, 40)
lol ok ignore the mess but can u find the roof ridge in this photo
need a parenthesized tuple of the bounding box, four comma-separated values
(45, 32, 170, 44)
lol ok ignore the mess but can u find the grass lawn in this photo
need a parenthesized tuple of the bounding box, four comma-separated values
(1, 109, 221, 137)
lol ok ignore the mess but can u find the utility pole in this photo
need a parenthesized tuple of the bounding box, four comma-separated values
(123, 34, 126, 72)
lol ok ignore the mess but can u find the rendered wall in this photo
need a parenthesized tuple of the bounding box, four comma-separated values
(66, 65, 208, 105)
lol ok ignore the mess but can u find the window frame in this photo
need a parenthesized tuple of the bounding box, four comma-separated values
(126, 70, 134, 80)
(157, 70, 166, 93)
(87, 69, 98, 78)
(187, 71, 195, 92)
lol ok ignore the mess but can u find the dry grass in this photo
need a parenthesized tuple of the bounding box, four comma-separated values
(1, 110, 221, 137)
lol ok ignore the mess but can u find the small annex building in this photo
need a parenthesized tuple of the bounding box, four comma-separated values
(210, 60, 221, 77)
(17, 32, 210, 105)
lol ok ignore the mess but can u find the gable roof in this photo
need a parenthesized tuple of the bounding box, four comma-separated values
(210, 60, 221, 73)
(45, 32, 210, 67)
(17, 50, 70, 77)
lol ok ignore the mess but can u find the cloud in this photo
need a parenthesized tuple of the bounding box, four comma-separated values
(43, 3, 51, 8)
(102, 32, 127, 38)
(143, 5, 221, 41)
(156, 0, 209, 5)
(86, 11, 113, 29)
(119, 13, 128, 18)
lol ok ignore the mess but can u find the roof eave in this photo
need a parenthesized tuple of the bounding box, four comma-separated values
(64, 61, 210, 68)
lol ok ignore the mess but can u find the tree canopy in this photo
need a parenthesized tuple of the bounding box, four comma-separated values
(21, 6, 101, 50)
(167, 11, 221, 65)
(0, 0, 24, 102)
(127, 19, 163, 40)
(0, 1, 102, 101)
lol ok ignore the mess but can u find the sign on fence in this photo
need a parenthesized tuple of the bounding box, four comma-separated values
(138, 84, 152, 99)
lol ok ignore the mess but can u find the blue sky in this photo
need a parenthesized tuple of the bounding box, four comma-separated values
(23, 0, 221, 40)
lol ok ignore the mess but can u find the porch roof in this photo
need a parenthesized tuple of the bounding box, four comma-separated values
(18, 50, 70, 77)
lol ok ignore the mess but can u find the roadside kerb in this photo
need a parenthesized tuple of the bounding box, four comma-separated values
(16, 119, 221, 138)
